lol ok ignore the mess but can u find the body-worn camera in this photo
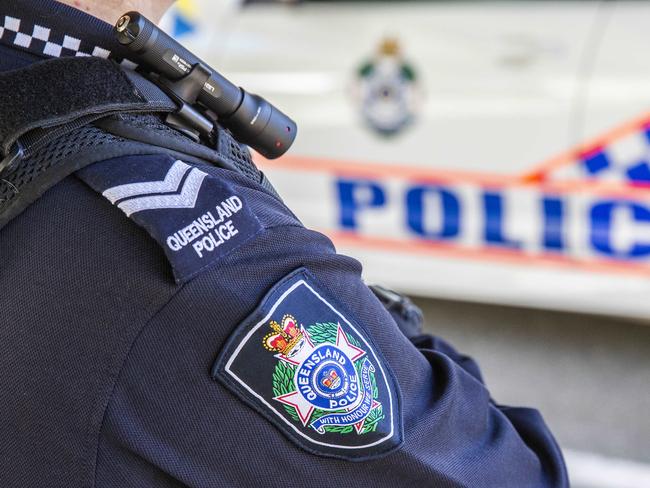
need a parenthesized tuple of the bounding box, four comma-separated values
(115, 12, 297, 159)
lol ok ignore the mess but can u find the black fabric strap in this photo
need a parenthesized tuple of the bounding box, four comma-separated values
(0, 56, 281, 231)
(0, 56, 176, 157)
(0, 132, 225, 231)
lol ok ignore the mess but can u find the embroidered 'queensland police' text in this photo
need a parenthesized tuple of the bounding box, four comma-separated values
(166, 195, 244, 258)
(85, 156, 263, 282)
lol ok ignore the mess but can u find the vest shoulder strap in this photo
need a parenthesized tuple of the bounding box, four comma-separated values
(0, 57, 277, 231)
(0, 56, 176, 159)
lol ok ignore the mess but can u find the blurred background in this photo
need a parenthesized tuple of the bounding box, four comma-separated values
(161, 1, 650, 486)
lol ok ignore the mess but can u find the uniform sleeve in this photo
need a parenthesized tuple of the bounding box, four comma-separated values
(93, 220, 568, 488)
(370, 284, 485, 383)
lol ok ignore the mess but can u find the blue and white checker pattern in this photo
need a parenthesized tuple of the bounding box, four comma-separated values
(550, 123, 650, 184)
(0, 15, 137, 68)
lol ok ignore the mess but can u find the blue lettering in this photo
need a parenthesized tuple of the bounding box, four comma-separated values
(406, 185, 460, 239)
(337, 179, 386, 229)
(542, 197, 564, 251)
(483, 192, 521, 248)
(590, 201, 650, 258)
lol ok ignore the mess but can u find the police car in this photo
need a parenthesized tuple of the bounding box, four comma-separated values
(164, 0, 650, 319)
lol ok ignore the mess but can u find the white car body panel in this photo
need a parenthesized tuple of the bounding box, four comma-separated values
(163, 1, 650, 319)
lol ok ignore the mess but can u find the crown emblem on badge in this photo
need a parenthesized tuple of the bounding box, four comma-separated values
(263, 314, 304, 355)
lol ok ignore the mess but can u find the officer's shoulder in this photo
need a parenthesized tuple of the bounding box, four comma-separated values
(75, 150, 301, 284)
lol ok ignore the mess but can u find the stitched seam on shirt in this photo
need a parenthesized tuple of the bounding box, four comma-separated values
(83, 284, 186, 488)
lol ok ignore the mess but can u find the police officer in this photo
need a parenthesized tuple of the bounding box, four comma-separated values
(0, 1, 568, 486)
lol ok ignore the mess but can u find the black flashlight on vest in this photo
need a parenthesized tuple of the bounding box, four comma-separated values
(114, 12, 297, 159)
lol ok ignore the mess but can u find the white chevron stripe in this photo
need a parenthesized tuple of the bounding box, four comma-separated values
(117, 168, 208, 217)
(102, 160, 191, 203)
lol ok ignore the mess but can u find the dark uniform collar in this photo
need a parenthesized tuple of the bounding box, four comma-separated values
(0, 0, 136, 65)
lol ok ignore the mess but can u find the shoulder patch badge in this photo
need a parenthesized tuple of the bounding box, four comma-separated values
(212, 268, 403, 461)
(77, 155, 263, 283)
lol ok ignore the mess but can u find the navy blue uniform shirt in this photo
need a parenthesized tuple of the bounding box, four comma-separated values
(0, 1, 568, 486)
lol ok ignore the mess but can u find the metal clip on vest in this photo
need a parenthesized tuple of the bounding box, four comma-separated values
(157, 63, 214, 142)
